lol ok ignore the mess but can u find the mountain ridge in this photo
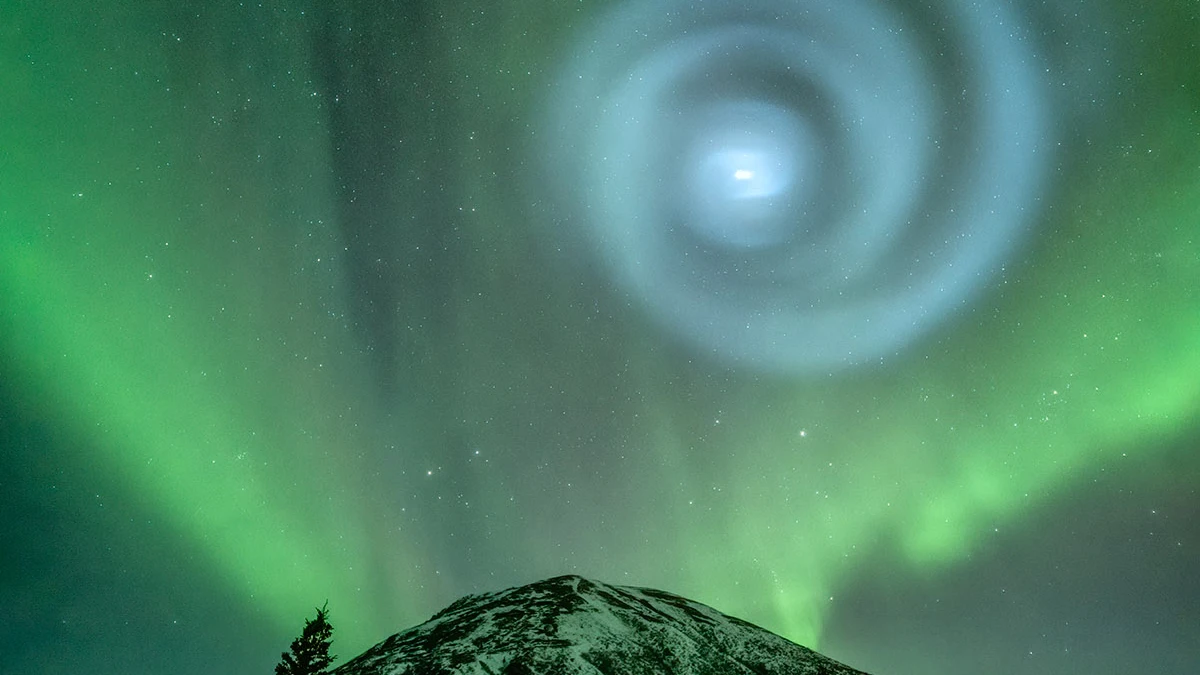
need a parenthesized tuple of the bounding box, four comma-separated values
(332, 575, 871, 674)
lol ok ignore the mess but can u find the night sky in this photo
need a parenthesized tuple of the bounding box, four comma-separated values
(2, 1, 1197, 674)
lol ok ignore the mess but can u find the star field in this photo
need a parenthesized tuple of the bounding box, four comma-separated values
(1, 1, 1197, 674)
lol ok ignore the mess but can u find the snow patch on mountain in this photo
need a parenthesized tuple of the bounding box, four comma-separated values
(332, 575, 870, 675)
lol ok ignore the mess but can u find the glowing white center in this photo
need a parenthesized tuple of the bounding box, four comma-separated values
(682, 100, 815, 249)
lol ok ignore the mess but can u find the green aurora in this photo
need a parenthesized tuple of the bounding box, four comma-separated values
(2, 1, 1197, 673)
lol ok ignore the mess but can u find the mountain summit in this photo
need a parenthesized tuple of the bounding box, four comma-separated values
(332, 575, 870, 674)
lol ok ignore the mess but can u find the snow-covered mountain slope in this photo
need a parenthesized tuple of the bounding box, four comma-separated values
(332, 575, 870, 674)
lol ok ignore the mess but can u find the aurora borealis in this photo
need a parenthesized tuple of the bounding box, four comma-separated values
(1, 1, 1197, 673)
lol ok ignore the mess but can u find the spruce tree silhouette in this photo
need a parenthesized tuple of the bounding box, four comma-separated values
(275, 602, 336, 675)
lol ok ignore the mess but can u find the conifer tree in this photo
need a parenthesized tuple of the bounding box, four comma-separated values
(275, 602, 336, 675)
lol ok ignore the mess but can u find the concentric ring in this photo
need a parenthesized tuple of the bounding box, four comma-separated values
(540, 0, 1052, 373)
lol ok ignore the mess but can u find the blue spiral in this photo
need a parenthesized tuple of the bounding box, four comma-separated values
(540, 0, 1052, 374)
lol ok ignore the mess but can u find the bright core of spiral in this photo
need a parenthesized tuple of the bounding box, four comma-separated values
(684, 101, 814, 248)
(540, 0, 1052, 374)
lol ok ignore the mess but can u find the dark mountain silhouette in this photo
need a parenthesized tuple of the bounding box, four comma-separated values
(333, 575, 871, 674)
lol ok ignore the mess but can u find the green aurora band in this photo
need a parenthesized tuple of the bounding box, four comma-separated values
(2, 0, 1198, 660)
